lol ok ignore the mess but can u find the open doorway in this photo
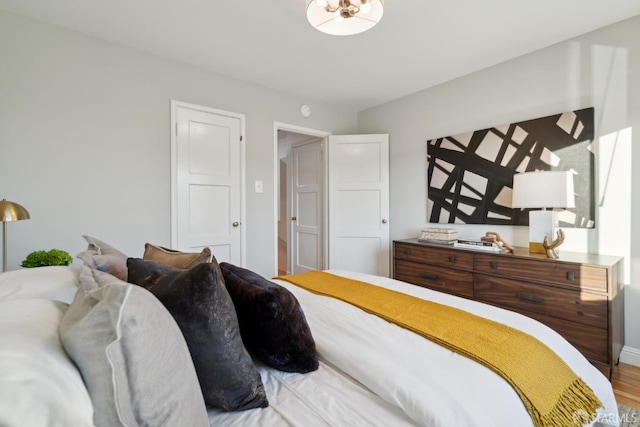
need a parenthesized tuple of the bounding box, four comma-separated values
(274, 123, 330, 276)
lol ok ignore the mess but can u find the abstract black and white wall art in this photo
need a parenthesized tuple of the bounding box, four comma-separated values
(427, 107, 595, 227)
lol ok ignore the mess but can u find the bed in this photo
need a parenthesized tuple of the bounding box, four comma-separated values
(0, 238, 621, 427)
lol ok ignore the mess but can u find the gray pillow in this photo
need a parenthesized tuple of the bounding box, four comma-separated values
(126, 258, 268, 411)
(76, 235, 128, 281)
(59, 266, 209, 427)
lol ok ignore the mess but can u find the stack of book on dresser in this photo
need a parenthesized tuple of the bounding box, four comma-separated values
(418, 228, 458, 245)
(419, 228, 504, 252)
(453, 238, 503, 252)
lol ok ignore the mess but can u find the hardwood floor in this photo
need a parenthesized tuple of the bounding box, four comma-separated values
(612, 362, 640, 409)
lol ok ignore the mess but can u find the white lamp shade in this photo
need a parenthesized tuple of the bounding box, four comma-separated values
(307, 0, 384, 36)
(511, 171, 575, 209)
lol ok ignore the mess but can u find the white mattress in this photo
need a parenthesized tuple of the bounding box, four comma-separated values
(208, 269, 619, 427)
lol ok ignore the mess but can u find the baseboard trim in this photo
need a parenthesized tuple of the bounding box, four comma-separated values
(620, 346, 640, 367)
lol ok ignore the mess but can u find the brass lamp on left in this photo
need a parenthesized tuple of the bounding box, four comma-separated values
(0, 199, 30, 272)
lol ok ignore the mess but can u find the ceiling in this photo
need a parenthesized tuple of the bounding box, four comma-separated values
(2, 0, 639, 111)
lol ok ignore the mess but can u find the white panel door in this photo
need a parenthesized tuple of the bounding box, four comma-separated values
(171, 101, 243, 265)
(291, 140, 323, 273)
(329, 134, 390, 276)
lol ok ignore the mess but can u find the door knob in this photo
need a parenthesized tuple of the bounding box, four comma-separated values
(232, 221, 240, 227)
(382, 219, 388, 224)
(292, 217, 297, 221)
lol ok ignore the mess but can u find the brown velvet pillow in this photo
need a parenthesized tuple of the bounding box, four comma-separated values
(142, 244, 211, 268)
(220, 262, 319, 374)
(142, 244, 225, 285)
(126, 258, 267, 411)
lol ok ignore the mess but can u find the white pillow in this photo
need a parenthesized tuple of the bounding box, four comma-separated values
(60, 266, 209, 427)
(0, 298, 94, 427)
(0, 266, 80, 304)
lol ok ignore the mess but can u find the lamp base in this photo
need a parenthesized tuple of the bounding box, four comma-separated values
(2, 221, 6, 272)
(528, 210, 558, 254)
(528, 242, 546, 254)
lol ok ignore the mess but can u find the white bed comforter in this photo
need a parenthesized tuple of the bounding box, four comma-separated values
(0, 266, 619, 427)
(209, 270, 619, 427)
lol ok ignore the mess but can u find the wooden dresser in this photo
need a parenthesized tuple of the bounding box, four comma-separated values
(393, 238, 625, 378)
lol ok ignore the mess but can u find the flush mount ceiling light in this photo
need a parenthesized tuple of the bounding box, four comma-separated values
(307, 0, 384, 36)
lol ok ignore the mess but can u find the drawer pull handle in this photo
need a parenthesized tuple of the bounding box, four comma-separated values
(567, 272, 575, 281)
(516, 292, 544, 304)
(449, 255, 456, 262)
(420, 272, 438, 280)
(490, 261, 498, 269)
(405, 248, 411, 255)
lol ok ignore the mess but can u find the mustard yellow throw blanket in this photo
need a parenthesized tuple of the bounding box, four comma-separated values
(275, 271, 601, 427)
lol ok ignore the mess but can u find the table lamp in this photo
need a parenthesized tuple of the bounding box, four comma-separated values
(511, 171, 575, 254)
(0, 199, 31, 272)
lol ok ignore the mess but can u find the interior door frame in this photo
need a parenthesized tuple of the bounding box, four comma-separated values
(273, 122, 330, 276)
(171, 100, 247, 265)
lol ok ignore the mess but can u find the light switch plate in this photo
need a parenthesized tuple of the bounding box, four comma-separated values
(255, 180, 263, 193)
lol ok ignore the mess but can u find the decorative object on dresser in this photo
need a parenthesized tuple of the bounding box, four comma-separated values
(511, 170, 575, 254)
(393, 238, 624, 379)
(419, 227, 458, 245)
(0, 199, 31, 272)
(481, 231, 514, 253)
(543, 229, 565, 259)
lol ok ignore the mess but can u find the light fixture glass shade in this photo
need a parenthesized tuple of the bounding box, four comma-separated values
(511, 171, 575, 209)
(0, 199, 30, 222)
(307, 0, 384, 36)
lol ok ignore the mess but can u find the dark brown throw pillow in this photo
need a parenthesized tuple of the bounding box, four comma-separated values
(220, 262, 319, 373)
(126, 258, 267, 411)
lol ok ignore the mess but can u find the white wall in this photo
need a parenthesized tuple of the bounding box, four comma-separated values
(0, 10, 358, 277)
(2, 6, 638, 362)
(358, 15, 640, 360)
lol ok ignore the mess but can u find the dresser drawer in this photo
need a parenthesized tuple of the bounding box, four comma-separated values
(474, 254, 608, 292)
(394, 242, 473, 270)
(474, 274, 607, 329)
(495, 307, 609, 364)
(395, 259, 473, 298)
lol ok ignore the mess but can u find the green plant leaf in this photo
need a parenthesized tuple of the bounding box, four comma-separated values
(21, 249, 73, 268)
